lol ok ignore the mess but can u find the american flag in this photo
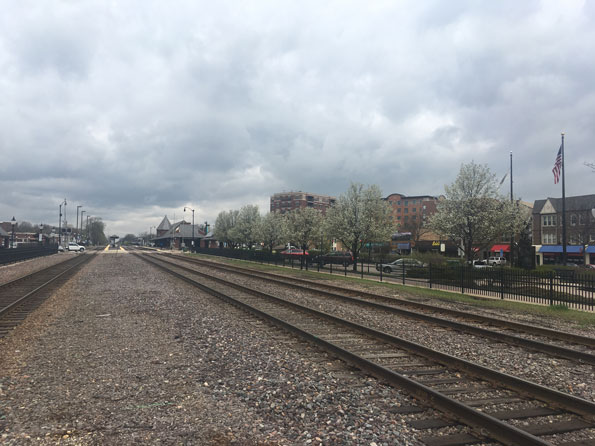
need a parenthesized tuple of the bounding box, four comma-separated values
(552, 145, 562, 184)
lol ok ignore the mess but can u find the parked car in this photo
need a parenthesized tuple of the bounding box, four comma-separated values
(313, 251, 354, 267)
(67, 242, 85, 252)
(280, 248, 309, 258)
(57, 245, 65, 252)
(487, 256, 506, 266)
(375, 258, 426, 273)
(472, 260, 491, 268)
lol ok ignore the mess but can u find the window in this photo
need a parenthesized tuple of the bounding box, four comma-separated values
(397, 216, 401, 220)
(412, 208, 416, 213)
(412, 215, 417, 221)
(397, 201, 401, 205)
(404, 200, 408, 206)
(570, 214, 577, 226)
(542, 232, 557, 244)
(404, 215, 409, 221)
(397, 208, 401, 213)
(579, 214, 585, 225)
(542, 215, 557, 227)
(404, 208, 408, 213)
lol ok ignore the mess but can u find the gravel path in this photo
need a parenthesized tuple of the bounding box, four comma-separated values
(0, 252, 424, 445)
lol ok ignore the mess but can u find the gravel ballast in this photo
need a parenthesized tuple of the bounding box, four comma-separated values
(0, 252, 424, 445)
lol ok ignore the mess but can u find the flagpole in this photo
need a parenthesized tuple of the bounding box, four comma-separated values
(510, 151, 514, 266)
(561, 132, 567, 266)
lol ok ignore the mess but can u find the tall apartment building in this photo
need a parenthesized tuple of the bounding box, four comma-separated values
(270, 191, 336, 215)
(384, 193, 440, 227)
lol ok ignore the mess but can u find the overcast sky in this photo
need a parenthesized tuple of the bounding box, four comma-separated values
(1, 1, 594, 236)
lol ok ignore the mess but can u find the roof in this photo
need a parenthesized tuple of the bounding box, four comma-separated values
(0, 227, 9, 237)
(156, 215, 171, 231)
(152, 221, 206, 240)
(533, 194, 595, 214)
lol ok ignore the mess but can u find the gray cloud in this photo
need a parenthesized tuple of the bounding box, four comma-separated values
(1, 1, 594, 235)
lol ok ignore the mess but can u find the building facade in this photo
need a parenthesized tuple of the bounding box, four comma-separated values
(532, 194, 595, 265)
(384, 193, 440, 228)
(270, 191, 336, 215)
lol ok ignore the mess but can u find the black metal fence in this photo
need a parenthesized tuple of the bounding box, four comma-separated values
(0, 246, 59, 265)
(193, 247, 595, 311)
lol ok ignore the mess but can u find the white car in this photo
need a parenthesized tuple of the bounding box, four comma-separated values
(488, 256, 506, 265)
(67, 242, 85, 252)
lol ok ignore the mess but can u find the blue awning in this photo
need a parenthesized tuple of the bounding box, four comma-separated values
(586, 245, 595, 254)
(538, 245, 583, 254)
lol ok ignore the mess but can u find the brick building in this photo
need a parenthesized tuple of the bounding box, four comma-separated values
(532, 194, 595, 265)
(384, 193, 440, 228)
(270, 191, 336, 215)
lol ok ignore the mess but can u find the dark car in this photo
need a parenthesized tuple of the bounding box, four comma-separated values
(313, 251, 354, 267)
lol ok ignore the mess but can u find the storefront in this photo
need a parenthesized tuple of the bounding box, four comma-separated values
(537, 245, 584, 266)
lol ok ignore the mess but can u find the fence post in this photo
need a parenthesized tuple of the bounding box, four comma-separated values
(429, 263, 432, 289)
(461, 266, 465, 294)
(402, 260, 405, 285)
(344, 263, 347, 276)
(379, 258, 383, 282)
(361, 260, 363, 279)
(549, 271, 554, 306)
(500, 267, 504, 299)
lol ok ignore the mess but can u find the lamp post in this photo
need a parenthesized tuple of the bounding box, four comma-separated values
(39, 223, 44, 245)
(58, 199, 67, 246)
(184, 207, 195, 251)
(76, 205, 83, 242)
(203, 221, 210, 249)
(80, 211, 86, 243)
(10, 216, 16, 248)
(149, 225, 156, 246)
(86, 215, 90, 244)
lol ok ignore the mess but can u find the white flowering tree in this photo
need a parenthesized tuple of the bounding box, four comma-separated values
(325, 183, 395, 270)
(213, 209, 239, 248)
(230, 204, 261, 249)
(429, 161, 525, 261)
(257, 212, 287, 253)
(284, 207, 323, 254)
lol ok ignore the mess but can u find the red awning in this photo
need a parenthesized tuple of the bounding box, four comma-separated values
(491, 244, 511, 253)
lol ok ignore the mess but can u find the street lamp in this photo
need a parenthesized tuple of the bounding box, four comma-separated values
(39, 223, 44, 245)
(86, 215, 90, 244)
(184, 207, 195, 252)
(10, 216, 16, 248)
(204, 221, 210, 249)
(80, 210, 86, 243)
(149, 225, 156, 246)
(76, 205, 83, 242)
(58, 198, 67, 246)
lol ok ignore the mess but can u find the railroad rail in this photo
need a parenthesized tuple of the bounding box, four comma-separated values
(0, 253, 96, 338)
(136, 252, 595, 446)
(156, 253, 595, 364)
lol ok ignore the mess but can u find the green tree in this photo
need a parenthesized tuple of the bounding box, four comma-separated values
(230, 204, 261, 249)
(213, 210, 240, 248)
(257, 212, 287, 253)
(120, 233, 137, 244)
(325, 183, 395, 270)
(429, 161, 525, 261)
(87, 217, 108, 245)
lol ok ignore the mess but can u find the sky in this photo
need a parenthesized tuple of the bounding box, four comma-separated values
(1, 0, 594, 236)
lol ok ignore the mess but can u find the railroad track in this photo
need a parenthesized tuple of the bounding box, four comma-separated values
(0, 253, 96, 338)
(156, 252, 595, 365)
(136, 252, 595, 446)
